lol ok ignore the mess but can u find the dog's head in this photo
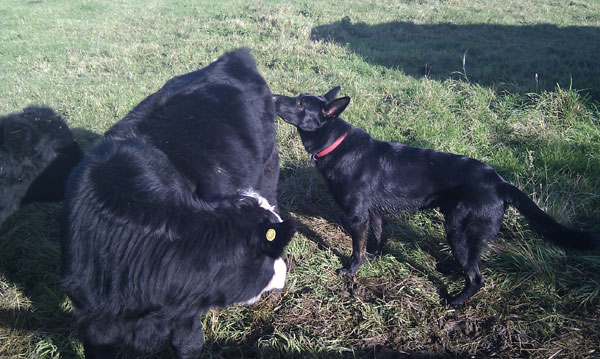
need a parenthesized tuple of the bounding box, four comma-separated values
(273, 86, 350, 131)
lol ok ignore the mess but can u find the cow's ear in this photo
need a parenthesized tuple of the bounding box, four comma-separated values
(257, 219, 296, 258)
(3, 118, 39, 154)
(234, 195, 258, 210)
(323, 86, 341, 102)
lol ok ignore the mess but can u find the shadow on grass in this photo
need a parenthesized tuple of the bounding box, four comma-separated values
(311, 20, 600, 100)
(0, 203, 80, 358)
(278, 164, 349, 261)
(0, 127, 100, 358)
(71, 127, 104, 150)
(202, 334, 459, 359)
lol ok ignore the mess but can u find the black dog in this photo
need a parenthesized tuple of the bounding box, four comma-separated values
(62, 49, 296, 359)
(273, 86, 599, 307)
(0, 105, 82, 226)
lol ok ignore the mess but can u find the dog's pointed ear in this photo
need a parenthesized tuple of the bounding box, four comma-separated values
(323, 86, 341, 102)
(323, 96, 350, 119)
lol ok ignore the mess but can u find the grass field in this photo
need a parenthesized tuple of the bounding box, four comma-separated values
(1, 0, 600, 358)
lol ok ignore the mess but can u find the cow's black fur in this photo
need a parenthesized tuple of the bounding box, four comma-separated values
(273, 86, 599, 307)
(0, 105, 82, 226)
(62, 49, 295, 359)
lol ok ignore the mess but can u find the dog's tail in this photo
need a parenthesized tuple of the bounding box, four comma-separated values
(499, 182, 600, 250)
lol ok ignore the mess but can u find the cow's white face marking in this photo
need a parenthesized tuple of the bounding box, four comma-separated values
(234, 189, 286, 306)
(237, 257, 287, 306)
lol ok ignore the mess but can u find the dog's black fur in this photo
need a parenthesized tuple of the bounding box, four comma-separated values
(62, 49, 295, 359)
(273, 86, 600, 307)
(0, 105, 83, 226)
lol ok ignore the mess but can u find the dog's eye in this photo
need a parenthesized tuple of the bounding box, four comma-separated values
(296, 99, 304, 108)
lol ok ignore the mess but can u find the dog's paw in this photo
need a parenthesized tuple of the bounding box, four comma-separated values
(446, 296, 466, 309)
(439, 288, 465, 308)
(448, 301, 465, 309)
(436, 259, 461, 275)
(338, 268, 356, 278)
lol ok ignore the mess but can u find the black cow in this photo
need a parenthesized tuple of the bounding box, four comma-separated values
(62, 49, 295, 359)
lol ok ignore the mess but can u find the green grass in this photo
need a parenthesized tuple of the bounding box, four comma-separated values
(1, 0, 599, 358)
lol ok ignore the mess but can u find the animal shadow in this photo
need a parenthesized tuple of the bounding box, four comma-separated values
(278, 164, 351, 266)
(0, 127, 100, 358)
(311, 20, 600, 99)
(0, 203, 80, 358)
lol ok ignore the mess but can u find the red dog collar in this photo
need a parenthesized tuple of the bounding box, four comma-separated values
(314, 131, 348, 159)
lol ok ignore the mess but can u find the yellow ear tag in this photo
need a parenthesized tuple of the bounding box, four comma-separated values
(266, 228, 276, 242)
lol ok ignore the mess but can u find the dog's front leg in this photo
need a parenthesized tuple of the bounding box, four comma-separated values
(341, 214, 369, 277)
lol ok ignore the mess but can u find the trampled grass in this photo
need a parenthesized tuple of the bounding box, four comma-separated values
(1, 0, 599, 358)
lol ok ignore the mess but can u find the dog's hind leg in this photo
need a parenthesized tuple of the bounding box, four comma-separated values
(444, 208, 502, 307)
(448, 258, 484, 308)
(369, 214, 386, 255)
(444, 228, 484, 307)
